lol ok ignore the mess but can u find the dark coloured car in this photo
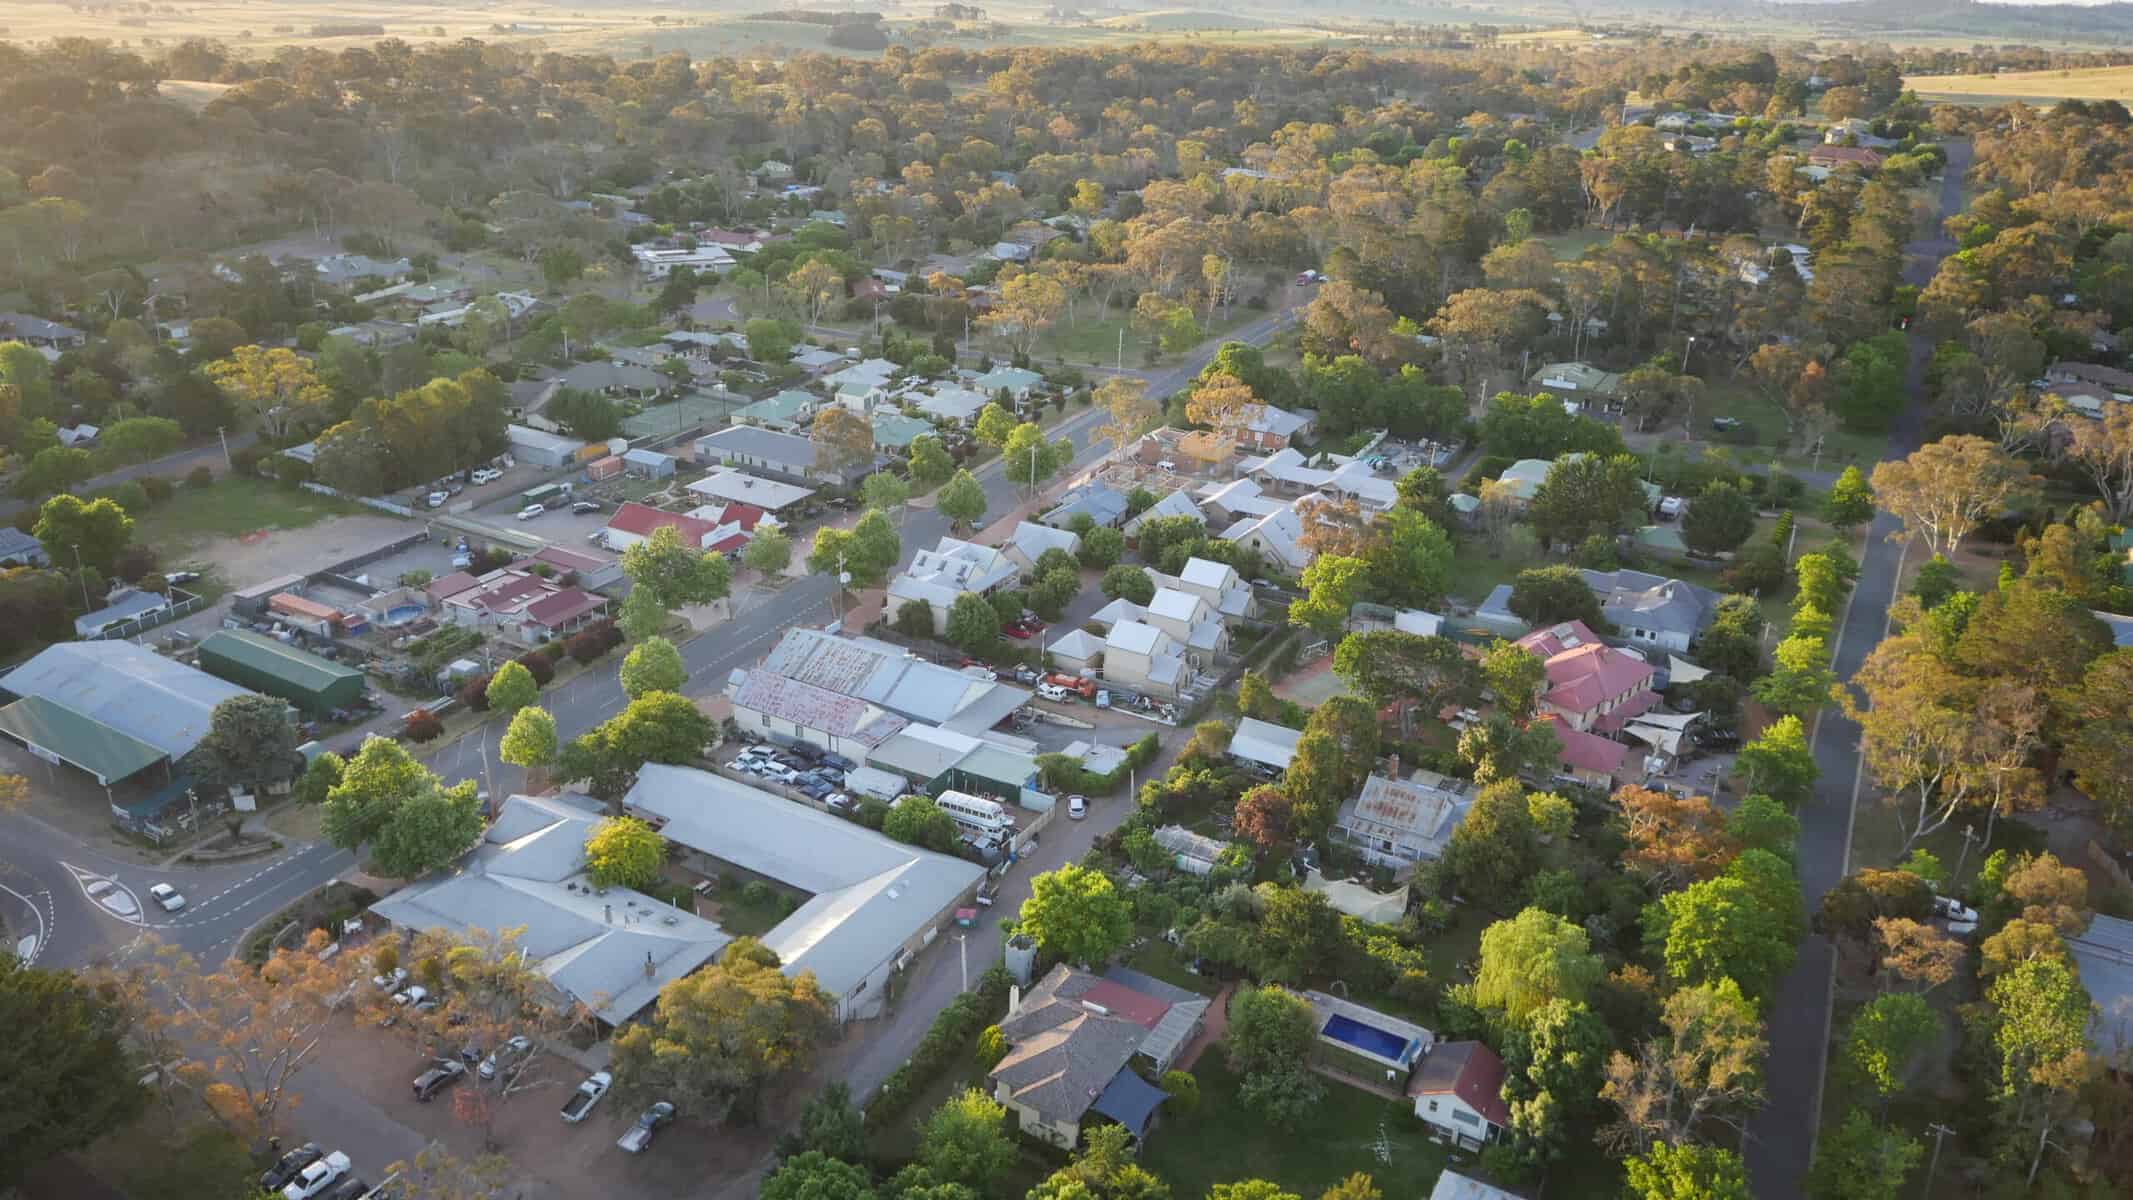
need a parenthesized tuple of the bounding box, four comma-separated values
(413, 1059, 467, 1101)
(261, 1145, 324, 1192)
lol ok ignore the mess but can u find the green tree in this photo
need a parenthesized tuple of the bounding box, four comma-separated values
(0, 954, 147, 1187)
(485, 660, 540, 715)
(297, 750, 345, 806)
(861, 470, 910, 514)
(15, 446, 94, 499)
(743, 527, 793, 576)
(917, 1089, 1016, 1192)
(1447, 780, 1541, 904)
(620, 637, 687, 699)
(1794, 553, 1849, 616)
(762, 1152, 876, 1200)
(499, 706, 558, 771)
(617, 586, 668, 642)
(1648, 850, 1802, 1000)
(557, 692, 714, 804)
(1002, 423, 1071, 488)
(1475, 907, 1605, 1023)
(1527, 453, 1649, 547)
(367, 777, 484, 879)
(1077, 526, 1124, 570)
(935, 469, 987, 531)
(1507, 564, 1603, 628)
(1693, 594, 1767, 681)
(1288, 554, 1370, 638)
(187, 694, 300, 795)
(1480, 638, 1547, 718)
(1208, 1184, 1301, 1200)
(1226, 984, 1318, 1076)
(1826, 465, 1875, 531)
(945, 593, 1001, 656)
(1682, 481, 1757, 556)
(322, 735, 432, 850)
(1366, 509, 1455, 608)
(1501, 999, 1613, 1164)
(1101, 563, 1155, 605)
(808, 510, 902, 589)
(1725, 794, 1800, 858)
(34, 493, 132, 574)
(1751, 635, 1834, 716)
(1456, 713, 1561, 786)
(1018, 864, 1133, 965)
(1987, 955, 2093, 1167)
(973, 403, 1017, 448)
(908, 434, 954, 485)
(883, 796, 961, 853)
(622, 525, 733, 612)
(1332, 631, 1478, 713)
(583, 816, 667, 889)
(1623, 1143, 1750, 1200)
(778, 1081, 869, 1163)
(1806, 1108, 1922, 1200)
(1845, 992, 1937, 1099)
(608, 939, 833, 1123)
(1733, 714, 1818, 805)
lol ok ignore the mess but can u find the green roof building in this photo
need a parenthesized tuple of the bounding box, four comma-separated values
(197, 630, 366, 715)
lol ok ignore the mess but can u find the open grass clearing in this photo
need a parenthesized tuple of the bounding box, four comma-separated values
(1535, 228, 1613, 261)
(1142, 1056, 1455, 1200)
(1904, 65, 2133, 106)
(132, 476, 370, 555)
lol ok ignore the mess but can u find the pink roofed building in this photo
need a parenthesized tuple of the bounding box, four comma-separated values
(1515, 621, 1659, 734)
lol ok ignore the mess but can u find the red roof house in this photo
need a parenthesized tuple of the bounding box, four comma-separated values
(1515, 623, 1658, 733)
(1408, 1041, 1512, 1149)
(1540, 714, 1630, 787)
(1806, 144, 1883, 170)
(604, 501, 722, 552)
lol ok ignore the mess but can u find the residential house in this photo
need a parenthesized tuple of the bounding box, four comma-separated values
(0, 527, 48, 567)
(1220, 504, 1311, 574)
(1042, 481, 1130, 530)
(1527, 362, 1623, 404)
(1143, 587, 1227, 659)
(989, 964, 1208, 1147)
(914, 385, 992, 425)
(625, 764, 985, 1022)
(823, 358, 899, 403)
(1578, 569, 1721, 654)
(976, 366, 1044, 402)
(989, 242, 1034, 263)
(431, 568, 605, 642)
(1047, 628, 1104, 676)
(1122, 490, 1206, 537)
(633, 246, 736, 279)
(520, 589, 609, 640)
(602, 502, 725, 553)
(1333, 771, 1474, 869)
(871, 412, 936, 455)
(1005, 521, 1081, 574)
(1516, 621, 1660, 734)
(1540, 714, 1632, 788)
(311, 254, 411, 287)
(1408, 1041, 1511, 1150)
(0, 313, 85, 350)
(1240, 405, 1315, 452)
(684, 467, 815, 513)
(1243, 449, 1399, 511)
(1228, 717, 1301, 773)
(753, 160, 794, 182)
(1175, 556, 1255, 620)
(74, 589, 171, 639)
(2067, 915, 2133, 1052)
(888, 537, 1021, 635)
(1102, 620, 1188, 697)
(555, 359, 668, 398)
(369, 792, 732, 1026)
(1430, 1170, 1525, 1200)
(698, 424, 872, 486)
(1805, 144, 1884, 171)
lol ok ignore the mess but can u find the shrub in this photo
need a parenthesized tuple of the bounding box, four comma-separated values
(404, 710, 445, 742)
(867, 967, 1014, 1128)
(458, 673, 494, 712)
(230, 444, 263, 476)
(186, 464, 214, 488)
(110, 481, 150, 513)
(567, 630, 607, 663)
(742, 880, 774, 906)
(138, 475, 173, 504)
(516, 652, 556, 686)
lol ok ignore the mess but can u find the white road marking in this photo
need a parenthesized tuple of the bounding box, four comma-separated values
(62, 862, 146, 925)
(0, 879, 50, 963)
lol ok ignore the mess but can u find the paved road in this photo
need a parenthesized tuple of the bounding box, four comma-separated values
(1743, 138, 1972, 1200)
(0, 429, 255, 521)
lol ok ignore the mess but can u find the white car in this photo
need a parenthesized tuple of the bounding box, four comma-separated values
(147, 882, 186, 912)
(425, 491, 448, 509)
(471, 468, 501, 485)
(478, 1035, 532, 1080)
(282, 1151, 350, 1200)
(372, 967, 408, 992)
(1934, 895, 1979, 933)
(392, 986, 428, 1007)
(1068, 795, 1088, 820)
(515, 504, 546, 521)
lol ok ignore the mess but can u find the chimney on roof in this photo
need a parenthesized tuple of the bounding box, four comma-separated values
(1008, 984, 1021, 1016)
(645, 952, 656, 979)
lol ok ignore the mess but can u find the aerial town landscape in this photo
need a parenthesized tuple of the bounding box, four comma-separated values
(8, 3, 2133, 1198)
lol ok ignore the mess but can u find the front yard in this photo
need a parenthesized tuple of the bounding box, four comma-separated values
(1142, 1057, 1453, 1199)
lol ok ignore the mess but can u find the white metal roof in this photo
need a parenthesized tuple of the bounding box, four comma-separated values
(3, 640, 250, 761)
(1228, 717, 1301, 770)
(506, 423, 586, 456)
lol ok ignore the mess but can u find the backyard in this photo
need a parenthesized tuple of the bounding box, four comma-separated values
(1141, 1057, 1453, 1199)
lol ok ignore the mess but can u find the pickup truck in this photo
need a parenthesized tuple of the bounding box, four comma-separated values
(616, 1101, 675, 1153)
(560, 1071, 613, 1123)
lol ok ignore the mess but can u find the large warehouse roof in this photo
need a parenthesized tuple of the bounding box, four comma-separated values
(2, 641, 249, 765)
(371, 792, 731, 1024)
(758, 628, 1029, 734)
(624, 765, 984, 1003)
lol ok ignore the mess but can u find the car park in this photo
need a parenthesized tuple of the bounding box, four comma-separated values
(478, 1035, 532, 1080)
(412, 1059, 466, 1101)
(515, 505, 545, 521)
(261, 1145, 324, 1192)
(283, 1151, 352, 1200)
(148, 882, 186, 911)
(616, 1101, 676, 1153)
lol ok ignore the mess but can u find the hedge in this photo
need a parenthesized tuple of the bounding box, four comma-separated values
(865, 965, 1014, 1129)
(1034, 733, 1160, 797)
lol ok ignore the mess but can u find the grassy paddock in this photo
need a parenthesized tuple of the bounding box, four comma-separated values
(133, 476, 366, 551)
(1904, 65, 2133, 106)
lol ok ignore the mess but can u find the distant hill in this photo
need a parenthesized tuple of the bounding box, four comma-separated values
(1763, 0, 2133, 36)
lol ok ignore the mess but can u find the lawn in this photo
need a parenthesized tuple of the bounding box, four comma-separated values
(1035, 306, 1257, 368)
(1124, 939, 1221, 997)
(133, 476, 366, 553)
(1142, 1057, 1454, 1199)
(702, 877, 806, 937)
(1684, 380, 1889, 477)
(1536, 228, 1612, 261)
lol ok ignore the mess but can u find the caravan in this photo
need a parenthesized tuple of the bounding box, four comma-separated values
(931, 789, 1014, 837)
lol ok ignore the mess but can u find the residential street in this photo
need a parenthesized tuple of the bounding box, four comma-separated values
(0, 429, 255, 522)
(1742, 138, 1972, 1200)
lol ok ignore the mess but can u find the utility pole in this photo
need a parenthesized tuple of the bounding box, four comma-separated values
(70, 545, 92, 614)
(1116, 326, 1124, 375)
(1953, 823, 1983, 887)
(1922, 1122, 1954, 1199)
(217, 426, 232, 470)
(955, 932, 969, 993)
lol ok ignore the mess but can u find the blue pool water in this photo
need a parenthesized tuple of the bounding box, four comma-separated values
(383, 604, 424, 626)
(1322, 1013, 1414, 1062)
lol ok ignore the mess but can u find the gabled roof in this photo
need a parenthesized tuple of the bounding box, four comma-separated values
(1229, 717, 1301, 770)
(1124, 490, 1206, 535)
(523, 589, 606, 630)
(198, 630, 365, 695)
(1541, 715, 1628, 775)
(1048, 628, 1104, 662)
(729, 670, 908, 747)
(757, 628, 1029, 733)
(1580, 569, 1720, 637)
(3, 641, 249, 762)
(1538, 643, 1656, 713)
(1338, 772, 1472, 856)
(698, 425, 817, 472)
(1247, 405, 1313, 437)
(1106, 620, 1169, 656)
(0, 695, 166, 783)
(1147, 587, 1206, 625)
(1009, 521, 1081, 563)
(1408, 1040, 1512, 1126)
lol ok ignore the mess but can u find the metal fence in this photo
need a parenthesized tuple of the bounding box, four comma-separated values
(85, 592, 207, 641)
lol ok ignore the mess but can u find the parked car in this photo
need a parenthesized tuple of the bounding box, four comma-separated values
(261, 1145, 324, 1192)
(478, 1036, 532, 1080)
(570, 500, 602, 514)
(320, 1178, 370, 1200)
(1094, 690, 1110, 710)
(616, 1101, 676, 1153)
(820, 751, 857, 772)
(515, 505, 545, 521)
(1934, 895, 1980, 934)
(470, 468, 501, 485)
(372, 967, 408, 992)
(148, 882, 186, 911)
(283, 1152, 352, 1200)
(165, 570, 201, 586)
(1012, 665, 1042, 685)
(425, 492, 448, 509)
(975, 881, 1000, 907)
(1068, 795, 1088, 820)
(797, 780, 833, 800)
(1001, 621, 1034, 640)
(1037, 682, 1074, 702)
(824, 792, 851, 810)
(560, 1071, 613, 1123)
(412, 1060, 465, 1101)
(391, 986, 427, 1007)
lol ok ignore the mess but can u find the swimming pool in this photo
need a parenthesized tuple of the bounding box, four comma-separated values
(1321, 1013, 1416, 1063)
(381, 604, 424, 626)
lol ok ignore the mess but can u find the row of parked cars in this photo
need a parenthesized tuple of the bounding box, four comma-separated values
(727, 742, 855, 808)
(259, 1145, 376, 1200)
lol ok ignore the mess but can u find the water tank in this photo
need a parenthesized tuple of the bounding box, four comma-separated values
(1004, 935, 1038, 987)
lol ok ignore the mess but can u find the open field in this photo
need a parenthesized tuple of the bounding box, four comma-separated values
(0, 0, 651, 54)
(1904, 64, 2133, 106)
